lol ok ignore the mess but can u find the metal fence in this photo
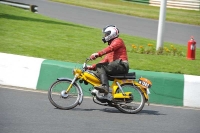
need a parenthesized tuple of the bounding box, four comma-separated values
(125, 0, 200, 11)
(124, 0, 200, 25)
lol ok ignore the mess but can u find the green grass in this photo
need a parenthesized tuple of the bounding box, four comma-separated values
(51, 0, 200, 26)
(0, 4, 200, 75)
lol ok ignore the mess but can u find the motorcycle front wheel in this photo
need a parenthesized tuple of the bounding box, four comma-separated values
(115, 84, 145, 114)
(48, 79, 81, 110)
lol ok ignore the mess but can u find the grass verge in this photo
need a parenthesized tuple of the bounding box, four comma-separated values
(0, 4, 200, 75)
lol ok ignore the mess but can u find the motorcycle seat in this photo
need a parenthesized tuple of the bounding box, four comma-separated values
(108, 72, 136, 81)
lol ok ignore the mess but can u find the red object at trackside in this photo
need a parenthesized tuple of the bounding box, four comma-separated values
(187, 36, 196, 60)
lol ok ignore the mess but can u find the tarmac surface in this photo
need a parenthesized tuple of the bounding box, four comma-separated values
(1, 87, 200, 133)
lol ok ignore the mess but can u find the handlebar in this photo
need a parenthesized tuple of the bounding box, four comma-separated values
(86, 58, 91, 62)
(82, 58, 91, 70)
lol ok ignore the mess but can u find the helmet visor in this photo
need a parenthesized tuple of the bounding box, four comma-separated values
(103, 31, 111, 37)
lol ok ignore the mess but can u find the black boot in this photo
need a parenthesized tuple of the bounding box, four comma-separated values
(94, 74, 109, 94)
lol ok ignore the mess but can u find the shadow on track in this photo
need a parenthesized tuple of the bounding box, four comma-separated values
(56, 107, 166, 115)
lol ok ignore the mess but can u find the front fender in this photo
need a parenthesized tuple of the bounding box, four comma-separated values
(57, 78, 83, 105)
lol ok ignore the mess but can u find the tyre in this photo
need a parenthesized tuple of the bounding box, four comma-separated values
(115, 84, 145, 114)
(48, 79, 81, 110)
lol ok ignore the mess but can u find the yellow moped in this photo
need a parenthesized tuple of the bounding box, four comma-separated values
(48, 58, 152, 114)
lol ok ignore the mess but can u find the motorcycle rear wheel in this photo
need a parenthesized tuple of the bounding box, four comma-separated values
(48, 79, 81, 110)
(115, 84, 145, 114)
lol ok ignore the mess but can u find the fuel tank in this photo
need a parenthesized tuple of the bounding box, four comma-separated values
(83, 71, 101, 84)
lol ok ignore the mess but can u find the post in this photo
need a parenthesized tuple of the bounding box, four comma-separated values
(156, 0, 167, 50)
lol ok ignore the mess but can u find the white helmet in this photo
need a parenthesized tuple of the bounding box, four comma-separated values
(102, 25, 119, 43)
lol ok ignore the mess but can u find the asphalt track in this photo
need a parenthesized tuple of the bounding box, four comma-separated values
(0, 87, 200, 133)
(10, 0, 200, 48)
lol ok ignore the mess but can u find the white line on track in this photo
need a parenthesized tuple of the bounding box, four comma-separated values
(1, 85, 200, 111)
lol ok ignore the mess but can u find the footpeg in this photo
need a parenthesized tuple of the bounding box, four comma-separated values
(91, 89, 98, 96)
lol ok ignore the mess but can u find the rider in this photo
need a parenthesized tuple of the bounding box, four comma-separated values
(87, 25, 129, 96)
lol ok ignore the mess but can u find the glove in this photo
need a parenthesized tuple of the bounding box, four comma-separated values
(90, 53, 99, 60)
(86, 64, 96, 70)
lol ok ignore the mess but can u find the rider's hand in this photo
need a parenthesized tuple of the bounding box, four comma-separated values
(86, 64, 96, 70)
(90, 53, 99, 60)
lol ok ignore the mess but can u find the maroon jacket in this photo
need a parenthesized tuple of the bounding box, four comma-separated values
(98, 38, 128, 63)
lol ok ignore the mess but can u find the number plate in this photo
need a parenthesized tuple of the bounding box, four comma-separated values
(138, 77, 152, 89)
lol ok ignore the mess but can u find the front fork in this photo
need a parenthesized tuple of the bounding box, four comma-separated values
(65, 74, 78, 93)
(59, 75, 83, 105)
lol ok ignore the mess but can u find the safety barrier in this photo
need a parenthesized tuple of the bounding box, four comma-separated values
(125, 0, 200, 11)
(150, 0, 200, 11)
(0, 53, 200, 108)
